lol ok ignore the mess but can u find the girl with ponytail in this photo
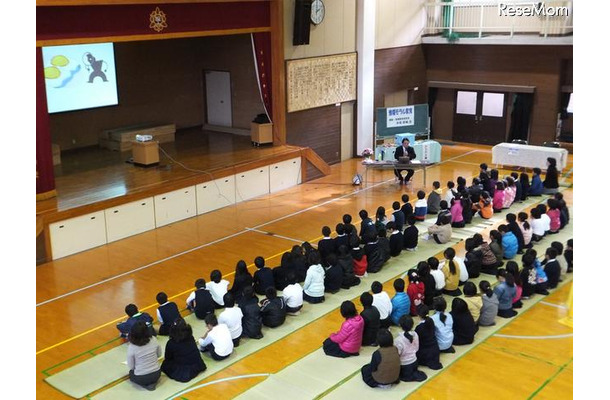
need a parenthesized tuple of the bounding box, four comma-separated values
(494, 269, 518, 318)
(406, 270, 425, 316)
(442, 248, 462, 296)
(431, 297, 455, 353)
(394, 315, 427, 382)
(478, 280, 499, 326)
(450, 297, 478, 345)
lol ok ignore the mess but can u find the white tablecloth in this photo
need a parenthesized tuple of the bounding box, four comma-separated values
(491, 143, 568, 171)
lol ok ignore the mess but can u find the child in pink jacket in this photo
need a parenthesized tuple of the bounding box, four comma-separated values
(493, 181, 505, 213)
(322, 301, 365, 357)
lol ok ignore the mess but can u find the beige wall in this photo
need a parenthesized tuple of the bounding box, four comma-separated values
(375, 0, 425, 49)
(284, 0, 356, 60)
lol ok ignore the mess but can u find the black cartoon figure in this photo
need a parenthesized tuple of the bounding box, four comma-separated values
(82, 52, 108, 83)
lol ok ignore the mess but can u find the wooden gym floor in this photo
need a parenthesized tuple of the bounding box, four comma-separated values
(36, 142, 573, 399)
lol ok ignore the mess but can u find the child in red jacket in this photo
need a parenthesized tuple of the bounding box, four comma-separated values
(406, 270, 425, 316)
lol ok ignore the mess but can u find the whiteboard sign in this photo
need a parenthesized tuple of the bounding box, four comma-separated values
(387, 106, 415, 127)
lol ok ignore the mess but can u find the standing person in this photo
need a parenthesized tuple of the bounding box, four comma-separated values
(360, 292, 381, 346)
(186, 279, 215, 320)
(156, 292, 180, 336)
(230, 260, 253, 301)
(543, 157, 559, 194)
(450, 297, 478, 346)
(360, 330, 401, 388)
(253, 256, 274, 296)
(427, 181, 442, 214)
(395, 315, 428, 382)
(478, 280, 499, 326)
(414, 305, 443, 370)
(322, 301, 365, 358)
(126, 321, 162, 391)
(198, 314, 234, 361)
(303, 251, 326, 303)
(494, 269, 518, 318)
(394, 138, 417, 184)
(161, 318, 206, 383)
(117, 304, 155, 339)
(238, 286, 263, 340)
(218, 293, 243, 347)
(431, 297, 455, 353)
(372, 281, 393, 329)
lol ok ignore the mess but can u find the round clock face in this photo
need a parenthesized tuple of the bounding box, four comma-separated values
(311, 0, 325, 25)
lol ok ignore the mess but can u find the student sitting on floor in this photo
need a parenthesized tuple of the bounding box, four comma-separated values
(555, 192, 569, 229)
(493, 181, 505, 213)
(445, 180, 457, 205)
(505, 213, 525, 254)
(519, 252, 537, 300)
(372, 281, 393, 329)
(431, 296, 455, 354)
(417, 261, 437, 309)
(498, 225, 518, 259)
(126, 321, 162, 391)
(441, 248, 462, 297)
(428, 256, 445, 297)
(489, 169, 499, 197)
(318, 226, 335, 267)
(161, 318, 206, 383)
(364, 232, 384, 274)
(436, 200, 452, 225)
(359, 209, 377, 241)
(518, 212, 533, 249)
(474, 233, 502, 274)
(537, 204, 551, 235)
(564, 239, 573, 273)
(323, 300, 365, 358)
(403, 215, 419, 251)
(117, 303, 155, 339)
(549, 241, 566, 275)
(322, 253, 343, 295)
(494, 269, 518, 318)
(156, 292, 180, 336)
(390, 201, 406, 232)
(360, 292, 381, 346)
(351, 235, 368, 278)
(460, 191, 474, 225)
(230, 260, 254, 300)
(390, 278, 411, 326)
(528, 167, 543, 196)
(388, 221, 403, 258)
(415, 305, 443, 370)
(511, 172, 523, 203)
(401, 194, 414, 221)
(543, 247, 561, 289)
(462, 282, 482, 324)
(395, 315, 427, 383)
(519, 172, 530, 201)
(207, 270, 230, 309)
(238, 286, 263, 339)
(427, 214, 452, 244)
(503, 176, 516, 209)
(377, 227, 392, 265)
(489, 230, 504, 265)
(272, 252, 292, 292)
(375, 206, 389, 232)
(478, 280, 499, 327)
(414, 190, 428, 221)
(360, 329, 401, 389)
(406, 270, 425, 317)
(282, 272, 304, 315)
(343, 214, 358, 245)
(427, 181, 442, 214)
(450, 297, 478, 346)
(218, 293, 243, 347)
(528, 249, 550, 296)
(334, 223, 349, 252)
(473, 191, 493, 219)
(464, 238, 482, 279)
(253, 256, 275, 296)
(450, 196, 465, 228)
(259, 287, 287, 328)
(542, 157, 560, 194)
(505, 261, 523, 309)
(198, 314, 234, 361)
(546, 199, 562, 234)
(337, 245, 361, 289)
(187, 279, 215, 320)
(303, 251, 326, 303)
(530, 208, 545, 243)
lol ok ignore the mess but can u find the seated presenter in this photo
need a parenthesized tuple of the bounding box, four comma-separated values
(394, 138, 417, 185)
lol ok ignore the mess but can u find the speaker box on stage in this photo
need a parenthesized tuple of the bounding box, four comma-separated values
(293, 0, 312, 46)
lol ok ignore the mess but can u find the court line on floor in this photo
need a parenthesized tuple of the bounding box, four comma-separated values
(168, 374, 271, 400)
(38, 149, 479, 309)
(36, 150, 480, 356)
(245, 227, 311, 246)
(493, 333, 573, 340)
(527, 358, 573, 400)
(540, 301, 568, 310)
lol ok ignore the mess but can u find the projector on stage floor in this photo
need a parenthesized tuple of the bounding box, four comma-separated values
(135, 134, 153, 142)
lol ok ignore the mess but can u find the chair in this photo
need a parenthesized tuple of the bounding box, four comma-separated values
(542, 141, 561, 148)
(511, 139, 528, 145)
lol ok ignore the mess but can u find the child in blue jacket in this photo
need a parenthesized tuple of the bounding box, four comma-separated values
(498, 224, 518, 259)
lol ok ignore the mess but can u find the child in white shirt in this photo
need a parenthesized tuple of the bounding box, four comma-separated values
(198, 314, 234, 361)
(218, 293, 244, 347)
(371, 281, 393, 328)
(207, 269, 230, 308)
(282, 274, 304, 315)
(427, 257, 445, 296)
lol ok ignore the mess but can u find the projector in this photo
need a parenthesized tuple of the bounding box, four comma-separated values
(135, 134, 153, 142)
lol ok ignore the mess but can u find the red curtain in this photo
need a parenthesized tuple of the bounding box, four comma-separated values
(36, 47, 55, 198)
(252, 32, 273, 122)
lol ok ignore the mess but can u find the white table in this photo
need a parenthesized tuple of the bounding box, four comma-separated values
(491, 143, 569, 171)
(361, 160, 435, 187)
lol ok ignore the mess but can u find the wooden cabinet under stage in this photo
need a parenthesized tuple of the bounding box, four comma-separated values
(131, 141, 159, 166)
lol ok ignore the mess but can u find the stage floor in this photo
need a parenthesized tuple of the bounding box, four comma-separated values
(37, 128, 301, 215)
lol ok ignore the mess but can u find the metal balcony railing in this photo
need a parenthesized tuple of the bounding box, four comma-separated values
(423, 0, 573, 40)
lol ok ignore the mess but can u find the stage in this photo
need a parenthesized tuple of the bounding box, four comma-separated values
(36, 128, 309, 263)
